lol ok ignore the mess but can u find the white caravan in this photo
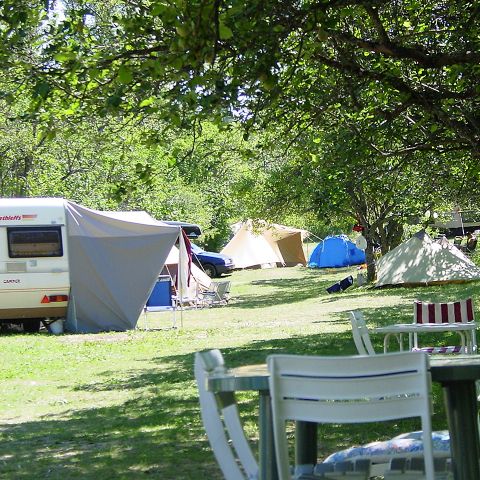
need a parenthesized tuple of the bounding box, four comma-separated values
(0, 198, 69, 332)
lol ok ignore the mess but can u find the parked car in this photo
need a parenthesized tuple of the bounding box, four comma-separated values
(162, 220, 202, 238)
(190, 243, 235, 278)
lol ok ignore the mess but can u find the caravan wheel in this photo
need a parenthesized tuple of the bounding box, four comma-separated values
(23, 319, 41, 333)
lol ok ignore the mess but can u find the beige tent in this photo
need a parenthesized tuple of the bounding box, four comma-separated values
(376, 230, 480, 287)
(221, 220, 308, 269)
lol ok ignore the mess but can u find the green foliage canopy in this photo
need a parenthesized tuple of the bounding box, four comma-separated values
(3, 0, 478, 159)
(2, 0, 480, 264)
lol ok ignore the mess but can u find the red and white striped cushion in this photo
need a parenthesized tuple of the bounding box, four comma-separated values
(413, 346, 463, 354)
(414, 298, 474, 324)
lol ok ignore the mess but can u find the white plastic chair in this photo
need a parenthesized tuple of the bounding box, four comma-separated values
(351, 309, 467, 357)
(349, 310, 376, 355)
(194, 349, 259, 480)
(267, 352, 435, 480)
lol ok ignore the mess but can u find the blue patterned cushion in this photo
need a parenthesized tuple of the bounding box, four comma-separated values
(323, 431, 451, 464)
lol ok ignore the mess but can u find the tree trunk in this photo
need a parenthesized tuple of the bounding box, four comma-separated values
(364, 234, 376, 283)
(384, 218, 404, 253)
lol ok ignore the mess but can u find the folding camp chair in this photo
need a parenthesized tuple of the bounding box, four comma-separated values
(412, 298, 477, 354)
(326, 275, 354, 294)
(199, 281, 231, 307)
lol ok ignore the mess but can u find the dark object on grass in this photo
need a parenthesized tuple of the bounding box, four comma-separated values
(326, 275, 354, 294)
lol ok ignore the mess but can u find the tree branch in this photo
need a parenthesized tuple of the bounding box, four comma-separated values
(327, 29, 480, 67)
(363, 5, 389, 43)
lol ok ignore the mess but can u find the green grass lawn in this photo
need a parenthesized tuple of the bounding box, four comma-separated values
(1, 265, 478, 479)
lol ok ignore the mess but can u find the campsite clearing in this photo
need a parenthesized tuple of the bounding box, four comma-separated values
(1, 266, 478, 479)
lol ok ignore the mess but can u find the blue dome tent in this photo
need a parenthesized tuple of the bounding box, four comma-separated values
(308, 235, 366, 268)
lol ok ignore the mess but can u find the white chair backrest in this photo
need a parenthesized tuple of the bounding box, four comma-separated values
(349, 310, 376, 355)
(267, 352, 435, 480)
(194, 350, 258, 480)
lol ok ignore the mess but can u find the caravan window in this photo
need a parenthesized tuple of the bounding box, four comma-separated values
(7, 226, 63, 258)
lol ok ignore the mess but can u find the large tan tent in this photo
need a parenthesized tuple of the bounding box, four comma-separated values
(220, 220, 308, 269)
(376, 230, 480, 287)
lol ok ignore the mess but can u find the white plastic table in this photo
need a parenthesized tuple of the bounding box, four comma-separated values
(207, 356, 480, 480)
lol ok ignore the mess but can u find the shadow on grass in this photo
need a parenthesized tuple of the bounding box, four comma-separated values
(0, 332, 449, 480)
(2, 269, 473, 477)
(231, 277, 342, 309)
(228, 267, 480, 316)
(229, 268, 364, 310)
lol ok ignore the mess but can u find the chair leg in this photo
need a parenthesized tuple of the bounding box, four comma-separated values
(141, 308, 149, 331)
(471, 329, 478, 354)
